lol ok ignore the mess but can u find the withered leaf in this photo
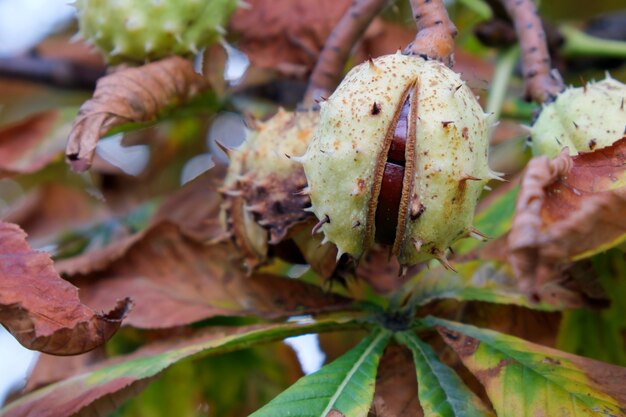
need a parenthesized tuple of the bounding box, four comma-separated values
(370, 344, 423, 417)
(229, 0, 350, 76)
(357, 246, 422, 294)
(53, 227, 146, 277)
(0, 111, 66, 178)
(24, 349, 106, 393)
(0, 221, 129, 355)
(150, 163, 226, 242)
(2, 183, 108, 242)
(509, 138, 626, 292)
(66, 56, 210, 172)
(3, 319, 357, 417)
(54, 167, 225, 276)
(289, 219, 338, 280)
(71, 223, 353, 329)
(431, 317, 626, 417)
(356, 20, 416, 63)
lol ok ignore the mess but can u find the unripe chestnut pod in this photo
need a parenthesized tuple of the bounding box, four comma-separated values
(75, 0, 237, 64)
(298, 53, 497, 268)
(531, 77, 626, 157)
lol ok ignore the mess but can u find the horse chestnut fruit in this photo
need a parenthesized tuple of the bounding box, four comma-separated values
(75, 0, 237, 64)
(531, 76, 626, 157)
(299, 53, 497, 268)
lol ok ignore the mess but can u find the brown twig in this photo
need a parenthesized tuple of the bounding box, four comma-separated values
(303, 0, 389, 107)
(0, 55, 105, 90)
(501, 0, 564, 103)
(403, 0, 457, 66)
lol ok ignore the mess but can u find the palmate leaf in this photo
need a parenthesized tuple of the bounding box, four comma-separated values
(557, 251, 626, 366)
(111, 341, 303, 417)
(1, 317, 361, 417)
(395, 331, 494, 417)
(425, 317, 626, 417)
(400, 260, 556, 310)
(250, 329, 391, 417)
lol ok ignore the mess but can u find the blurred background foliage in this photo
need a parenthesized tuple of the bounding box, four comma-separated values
(0, 0, 625, 415)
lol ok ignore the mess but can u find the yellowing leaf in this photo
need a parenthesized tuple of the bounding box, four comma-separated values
(400, 260, 560, 310)
(427, 317, 626, 417)
(509, 138, 626, 291)
(1, 318, 361, 417)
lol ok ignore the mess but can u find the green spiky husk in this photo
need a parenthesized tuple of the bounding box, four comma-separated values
(531, 77, 626, 157)
(75, 0, 237, 64)
(301, 53, 493, 266)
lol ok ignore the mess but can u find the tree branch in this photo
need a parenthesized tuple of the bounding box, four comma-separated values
(0, 55, 105, 90)
(501, 0, 564, 103)
(303, 0, 389, 107)
(403, 0, 457, 66)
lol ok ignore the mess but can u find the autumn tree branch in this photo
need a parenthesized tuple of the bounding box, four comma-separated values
(403, 0, 458, 66)
(0, 55, 105, 90)
(501, 0, 564, 103)
(303, 0, 389, 107)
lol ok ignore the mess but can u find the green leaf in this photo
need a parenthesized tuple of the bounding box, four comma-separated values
(250, 329, 391, 417)
(112, 342, 302, 417)
(557, 251, 626, 366)
(400, 260, 557, 310)
(455, 185, 519, 254)
(1, 318, 362, 417)
(425, 317, 626, 417)
(395, 331, 493, 417)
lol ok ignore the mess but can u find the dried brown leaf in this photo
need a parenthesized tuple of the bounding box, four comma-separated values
(459, 303, 561, 348)
(2, 183, 108, 242)
(24, 349, 106, 392)
(3, 321, 346, 417)
(370, 344, 423, 417)
(509, 138, 626, 293)
(54, 168, 224, 276)
(356, 21, 416, 61)
(65, 56, 210, 172)
(53, 228, 145, 277)
(0, 79, 87, 127)
(289, 219, 338, 280)
(149, 166, 225, 242)
(71, 222, 353, 328)
(0, 221, 129, 355)
(0, 111, 65, 178)
(356, 247, 422, 294)
(229, 0, 350, 75)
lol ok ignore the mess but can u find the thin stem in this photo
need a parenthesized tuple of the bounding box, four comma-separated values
(560, 25, 626, 59)
(501, 0, 564, 103)
(303, 0, 389, 107)
(403, 0, 458, 66)
(487, 46, 519, 123)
